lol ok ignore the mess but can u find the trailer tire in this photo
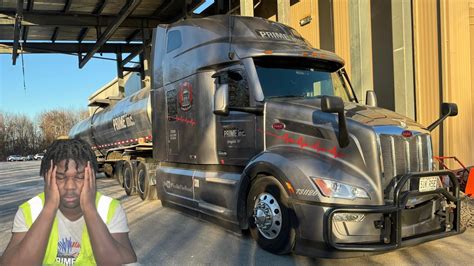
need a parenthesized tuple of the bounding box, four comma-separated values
(123, 161, 136, 196)
(247, 176, 295, 255)
(460, 192, 474, 228)
(114, 161, 124, 187)
(137, 162, 157, 200)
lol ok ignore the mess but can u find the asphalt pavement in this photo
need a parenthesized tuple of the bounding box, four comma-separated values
(0, 161, 473, 265)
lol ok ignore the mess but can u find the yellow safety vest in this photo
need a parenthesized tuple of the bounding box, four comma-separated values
(19, 192, 120, 265)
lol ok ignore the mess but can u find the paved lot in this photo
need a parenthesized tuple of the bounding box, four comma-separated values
(0, 161, 473, 265)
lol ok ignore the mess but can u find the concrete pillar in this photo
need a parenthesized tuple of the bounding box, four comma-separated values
(349, 0, 374, 103)
(391, 0, 415, 119)
(277, 0, 290, 25)
(240, 0, 254, 16)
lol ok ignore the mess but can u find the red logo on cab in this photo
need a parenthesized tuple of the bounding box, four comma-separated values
(402, 130, 412, 137)
(272, 123, 285, 130)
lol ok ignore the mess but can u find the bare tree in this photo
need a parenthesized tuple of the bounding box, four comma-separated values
(38, 109, 86, 145)
(0, 108, 87, 161)
(0, 112, 38, 160)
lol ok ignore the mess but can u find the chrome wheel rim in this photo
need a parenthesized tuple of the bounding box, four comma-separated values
(253, 193, 282, 240)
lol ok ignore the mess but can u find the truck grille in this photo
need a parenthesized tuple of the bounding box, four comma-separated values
(379, 134, 432, 189)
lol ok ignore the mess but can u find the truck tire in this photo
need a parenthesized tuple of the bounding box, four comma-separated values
(460, 192, 474, 228)
(247, 176, 295, 255)
(114, 161, 124, 187)
(137, 162, 157, 200)
(123, 161, 136, 196)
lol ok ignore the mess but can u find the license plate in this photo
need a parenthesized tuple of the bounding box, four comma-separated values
(419, 176, 438, 192)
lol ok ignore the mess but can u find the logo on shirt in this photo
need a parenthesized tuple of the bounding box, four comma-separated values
(56, 237, 80, 266)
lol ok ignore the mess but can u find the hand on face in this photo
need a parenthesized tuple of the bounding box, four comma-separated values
(44, 160, 60, 211)
(80, 161, 97, 214)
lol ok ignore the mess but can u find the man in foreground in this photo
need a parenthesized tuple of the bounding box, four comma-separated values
(1, 139, 137, 265)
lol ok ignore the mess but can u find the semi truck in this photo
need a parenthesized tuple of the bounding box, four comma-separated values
(69, 15, 466, 257)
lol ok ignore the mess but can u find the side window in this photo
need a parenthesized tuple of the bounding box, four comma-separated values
(167, 31, 182, 53)
(229, 73, 250, 107)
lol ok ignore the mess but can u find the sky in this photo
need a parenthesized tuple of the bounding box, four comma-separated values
(0, 0, 215, 120)
(0, 53, 119, 119)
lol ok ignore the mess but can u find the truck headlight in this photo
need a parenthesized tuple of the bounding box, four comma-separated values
(312, 177, 370, 200)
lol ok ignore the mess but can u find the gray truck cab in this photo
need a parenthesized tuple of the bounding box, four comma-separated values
(150, 15, 462, 257)
(71, 15, 463, 258)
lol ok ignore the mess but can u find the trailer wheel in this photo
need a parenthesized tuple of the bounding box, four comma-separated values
(137, 162, 157, 200)
(247, 176, 295, 255)
(123, 161, 136, 196)
(114, 161, 124, 187)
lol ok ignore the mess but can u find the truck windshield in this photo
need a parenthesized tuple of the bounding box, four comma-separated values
(254, 57, 355, 102)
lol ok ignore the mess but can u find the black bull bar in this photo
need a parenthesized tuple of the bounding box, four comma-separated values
(326, 170, 463, 251)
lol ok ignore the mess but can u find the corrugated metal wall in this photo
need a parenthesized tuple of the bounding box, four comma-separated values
(412, 0, 441, 157)
(471, 2, 474, 96)
(440, 0, 474, 166)
(471, 2, 474, 154)
(333, 0, 351, 77)
(289, 0, 319, 47)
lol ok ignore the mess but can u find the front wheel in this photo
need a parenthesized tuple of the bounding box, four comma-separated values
(247, 176, 295, 254)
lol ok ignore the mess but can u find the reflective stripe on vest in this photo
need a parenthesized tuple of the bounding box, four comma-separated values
(19, 192, 120, 265)
(27, 196, 43, 223)
(97, 194, 113, 223)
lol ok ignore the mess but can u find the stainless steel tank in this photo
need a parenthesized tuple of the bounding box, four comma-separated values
(69, 87, 152, 154)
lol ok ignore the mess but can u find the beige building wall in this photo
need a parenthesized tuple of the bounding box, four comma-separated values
(471, 2, 474, 159)
(289, 0, 319, 48)
(333, 0, 351, 77)
(471, 2, 474, 95)
(440, 0, 474, 166)
(412, 0, 441, 157)
(88, 72, 134, 115)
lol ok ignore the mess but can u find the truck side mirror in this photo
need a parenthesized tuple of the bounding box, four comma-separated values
(321, 96, 350, 148)
(427, 102, 458, 131)
(441, 102, 458, 117)
(214, 84, 230, 116)
(366, 90, 378, 107)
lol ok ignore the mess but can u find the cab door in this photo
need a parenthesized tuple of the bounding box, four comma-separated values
(216, 70, 258, 166)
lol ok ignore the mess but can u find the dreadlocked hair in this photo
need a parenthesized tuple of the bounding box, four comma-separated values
(40, 139, 98, 177)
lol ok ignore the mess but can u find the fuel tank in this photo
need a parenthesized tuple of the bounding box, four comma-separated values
(69, 87, 152, 154)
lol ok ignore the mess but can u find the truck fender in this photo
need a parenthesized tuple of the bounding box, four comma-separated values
(236, 151, 307, 229)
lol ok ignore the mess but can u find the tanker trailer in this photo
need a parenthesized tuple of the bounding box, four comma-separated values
(69, 83, 156, 199)
(70, 15, 467, 258)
